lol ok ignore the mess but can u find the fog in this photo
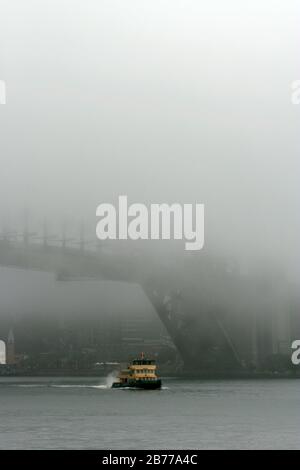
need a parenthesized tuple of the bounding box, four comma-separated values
(0, 0, 299, 277)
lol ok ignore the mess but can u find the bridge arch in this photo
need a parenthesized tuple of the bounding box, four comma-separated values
(0, 239, 243, 370)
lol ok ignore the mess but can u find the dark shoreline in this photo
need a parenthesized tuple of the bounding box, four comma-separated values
(1, 370, 300, 380)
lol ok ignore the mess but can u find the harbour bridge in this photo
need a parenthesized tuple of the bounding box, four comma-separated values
(0, 225, 260, 371)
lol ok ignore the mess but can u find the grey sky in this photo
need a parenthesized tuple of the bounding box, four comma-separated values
(0, 0, 299, 273)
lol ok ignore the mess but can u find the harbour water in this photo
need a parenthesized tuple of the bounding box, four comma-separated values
(0, 377, 299, 449)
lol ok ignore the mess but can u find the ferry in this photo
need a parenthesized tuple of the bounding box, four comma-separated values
(111, 353, 162, 389)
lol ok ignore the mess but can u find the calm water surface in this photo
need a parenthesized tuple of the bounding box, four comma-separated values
(0, 377, 299, 449)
